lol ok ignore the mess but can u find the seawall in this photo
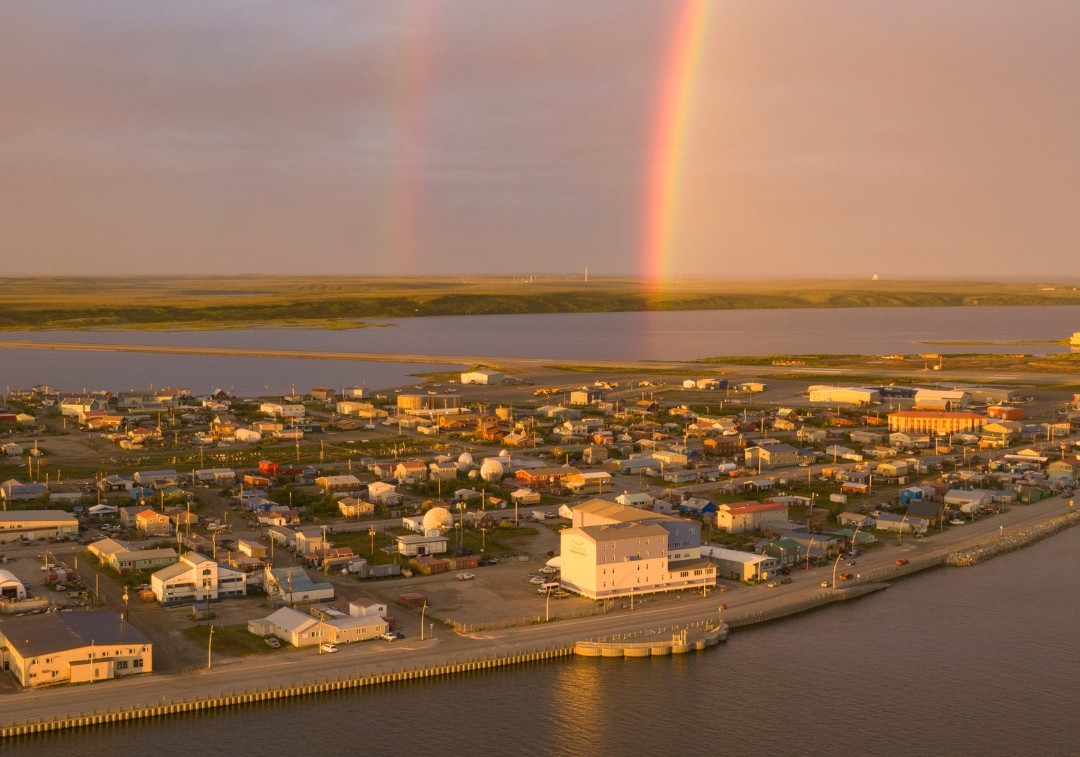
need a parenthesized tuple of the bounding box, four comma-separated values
(946, 508, 1080, 567)
(0, 645, 574, 739)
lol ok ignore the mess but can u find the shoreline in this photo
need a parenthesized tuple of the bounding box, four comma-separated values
(3, 499, 1077, 740)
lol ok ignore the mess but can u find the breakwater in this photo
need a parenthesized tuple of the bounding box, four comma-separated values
(946, 507, 1080, 567)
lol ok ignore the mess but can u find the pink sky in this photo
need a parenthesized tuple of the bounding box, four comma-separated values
(2, 1, 1077, 280)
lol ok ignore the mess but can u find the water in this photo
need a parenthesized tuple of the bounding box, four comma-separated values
(2, 304, 1079, 394)
(7, 528, 1079, 756)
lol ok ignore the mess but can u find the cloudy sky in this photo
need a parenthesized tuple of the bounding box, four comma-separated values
(2, 1, 1078, 280)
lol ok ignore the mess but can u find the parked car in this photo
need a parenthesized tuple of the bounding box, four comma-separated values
(320, 643, 338, 654)
(895, 558, 909, 566)
(264, 636, 281, 649)
(780, 577, 793, 585)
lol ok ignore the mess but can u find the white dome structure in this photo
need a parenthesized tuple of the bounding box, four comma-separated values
(423, 506, 454, 532)
(479, 458, 505, 483)
(456, 452, 474, 472)
(467, 469, 480, 481)
(498, 449, 510, 459)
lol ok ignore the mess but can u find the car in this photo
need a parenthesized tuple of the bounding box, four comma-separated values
(780, 577, 793, 585)
(264, 636, 281, 649)
(845, 560, 856, 566)
(766, 581, 778, 588)
(320, 643, 338, 654)
(380, 632, 397, 642)
(820, 581, 829, 588)
(895, 558, 909, 566)
(529, 576, 545, 585)
(839, 572, 853, 581)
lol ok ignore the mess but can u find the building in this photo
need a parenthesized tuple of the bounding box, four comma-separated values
(460, 369, 504, 385)
(0, 611, 152, 687)
(807, 386, 881, 405)
(396, 534, 449, 557)
(248, 605, 387, 648)
(744, 443, 798, 470)
(559, 500, 715, 600)
(0, 568, 27, 601)
(701, 546, 776, 582)
(887, 411, 987, 435)
(1, 479, 48, 502)
(0, 510, 79, 544)
(88, 538, 178, 573)
(151, 552, 247, 606)
(315, 474, 363, 495)
(338, 497, 376, 519)
(714, 501, 789, 534)
(135, 508, 172, 537)
(263, 567, 335, 605)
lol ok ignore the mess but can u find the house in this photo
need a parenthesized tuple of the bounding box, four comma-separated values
(873, 512, 928, 535)
(260, 402, 306, 419)
(714, 501, 788, 534)
(135, 509, 172, 537)
(679, 497, 716, 517)
(151, 552, 247, 605)
(248, 605, 387, 648)
(905, 499, 947, 527)
(0, 611, 152, 687)
(395, 460, 429, 484)
(89, 537, 178, 573)
(263, 567, 335, 605)
(700, 546, 772, 582)
(511, 488, 542, 506)
(514, 466, 580, 487)
(396, 534, 449, 557)
(315, 474, 363, 495)
(564, 470, 614, 495)
(367, 481, 401, 506)
(429, 461, 458, 481)
(615, 491, 654, 509)
(0, 479, 48, 503)
(744, 443, 798, 470)
(132, 469, 179, 489)
(338, 497, 376, 519)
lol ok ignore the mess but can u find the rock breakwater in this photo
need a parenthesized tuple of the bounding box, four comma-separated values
(946, 508, 1080, 566)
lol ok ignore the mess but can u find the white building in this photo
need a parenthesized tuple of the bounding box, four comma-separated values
(151, 552, 247, 606)
(559, 500, 715, 600)
(461, 369, 504, 385)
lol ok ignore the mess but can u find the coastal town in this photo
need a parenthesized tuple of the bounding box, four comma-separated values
(2, 360, 1079, 732)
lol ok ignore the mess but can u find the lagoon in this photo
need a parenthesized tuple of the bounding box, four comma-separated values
(2, 305, 1078, 394)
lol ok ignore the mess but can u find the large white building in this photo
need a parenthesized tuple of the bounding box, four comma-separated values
(151, 552, 247, 606)
(0, 610, 152, 687)
(559, 500, 715, 600)
(0, 510, 79, 544)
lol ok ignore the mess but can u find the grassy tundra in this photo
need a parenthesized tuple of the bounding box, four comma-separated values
(1, 276, 1079, 331)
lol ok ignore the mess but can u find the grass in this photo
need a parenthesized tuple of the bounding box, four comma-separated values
(3, 276, 1080, 331)
(183, 622, 277, 657)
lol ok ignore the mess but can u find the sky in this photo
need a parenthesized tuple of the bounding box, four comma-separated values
(2, 0, 1079, 281)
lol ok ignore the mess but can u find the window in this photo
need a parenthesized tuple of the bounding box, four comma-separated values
(133, 658, 144, 669)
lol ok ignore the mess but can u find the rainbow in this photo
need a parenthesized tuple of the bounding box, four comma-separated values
(385, 2, 438, 274)
(642, 0, 713, 285)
